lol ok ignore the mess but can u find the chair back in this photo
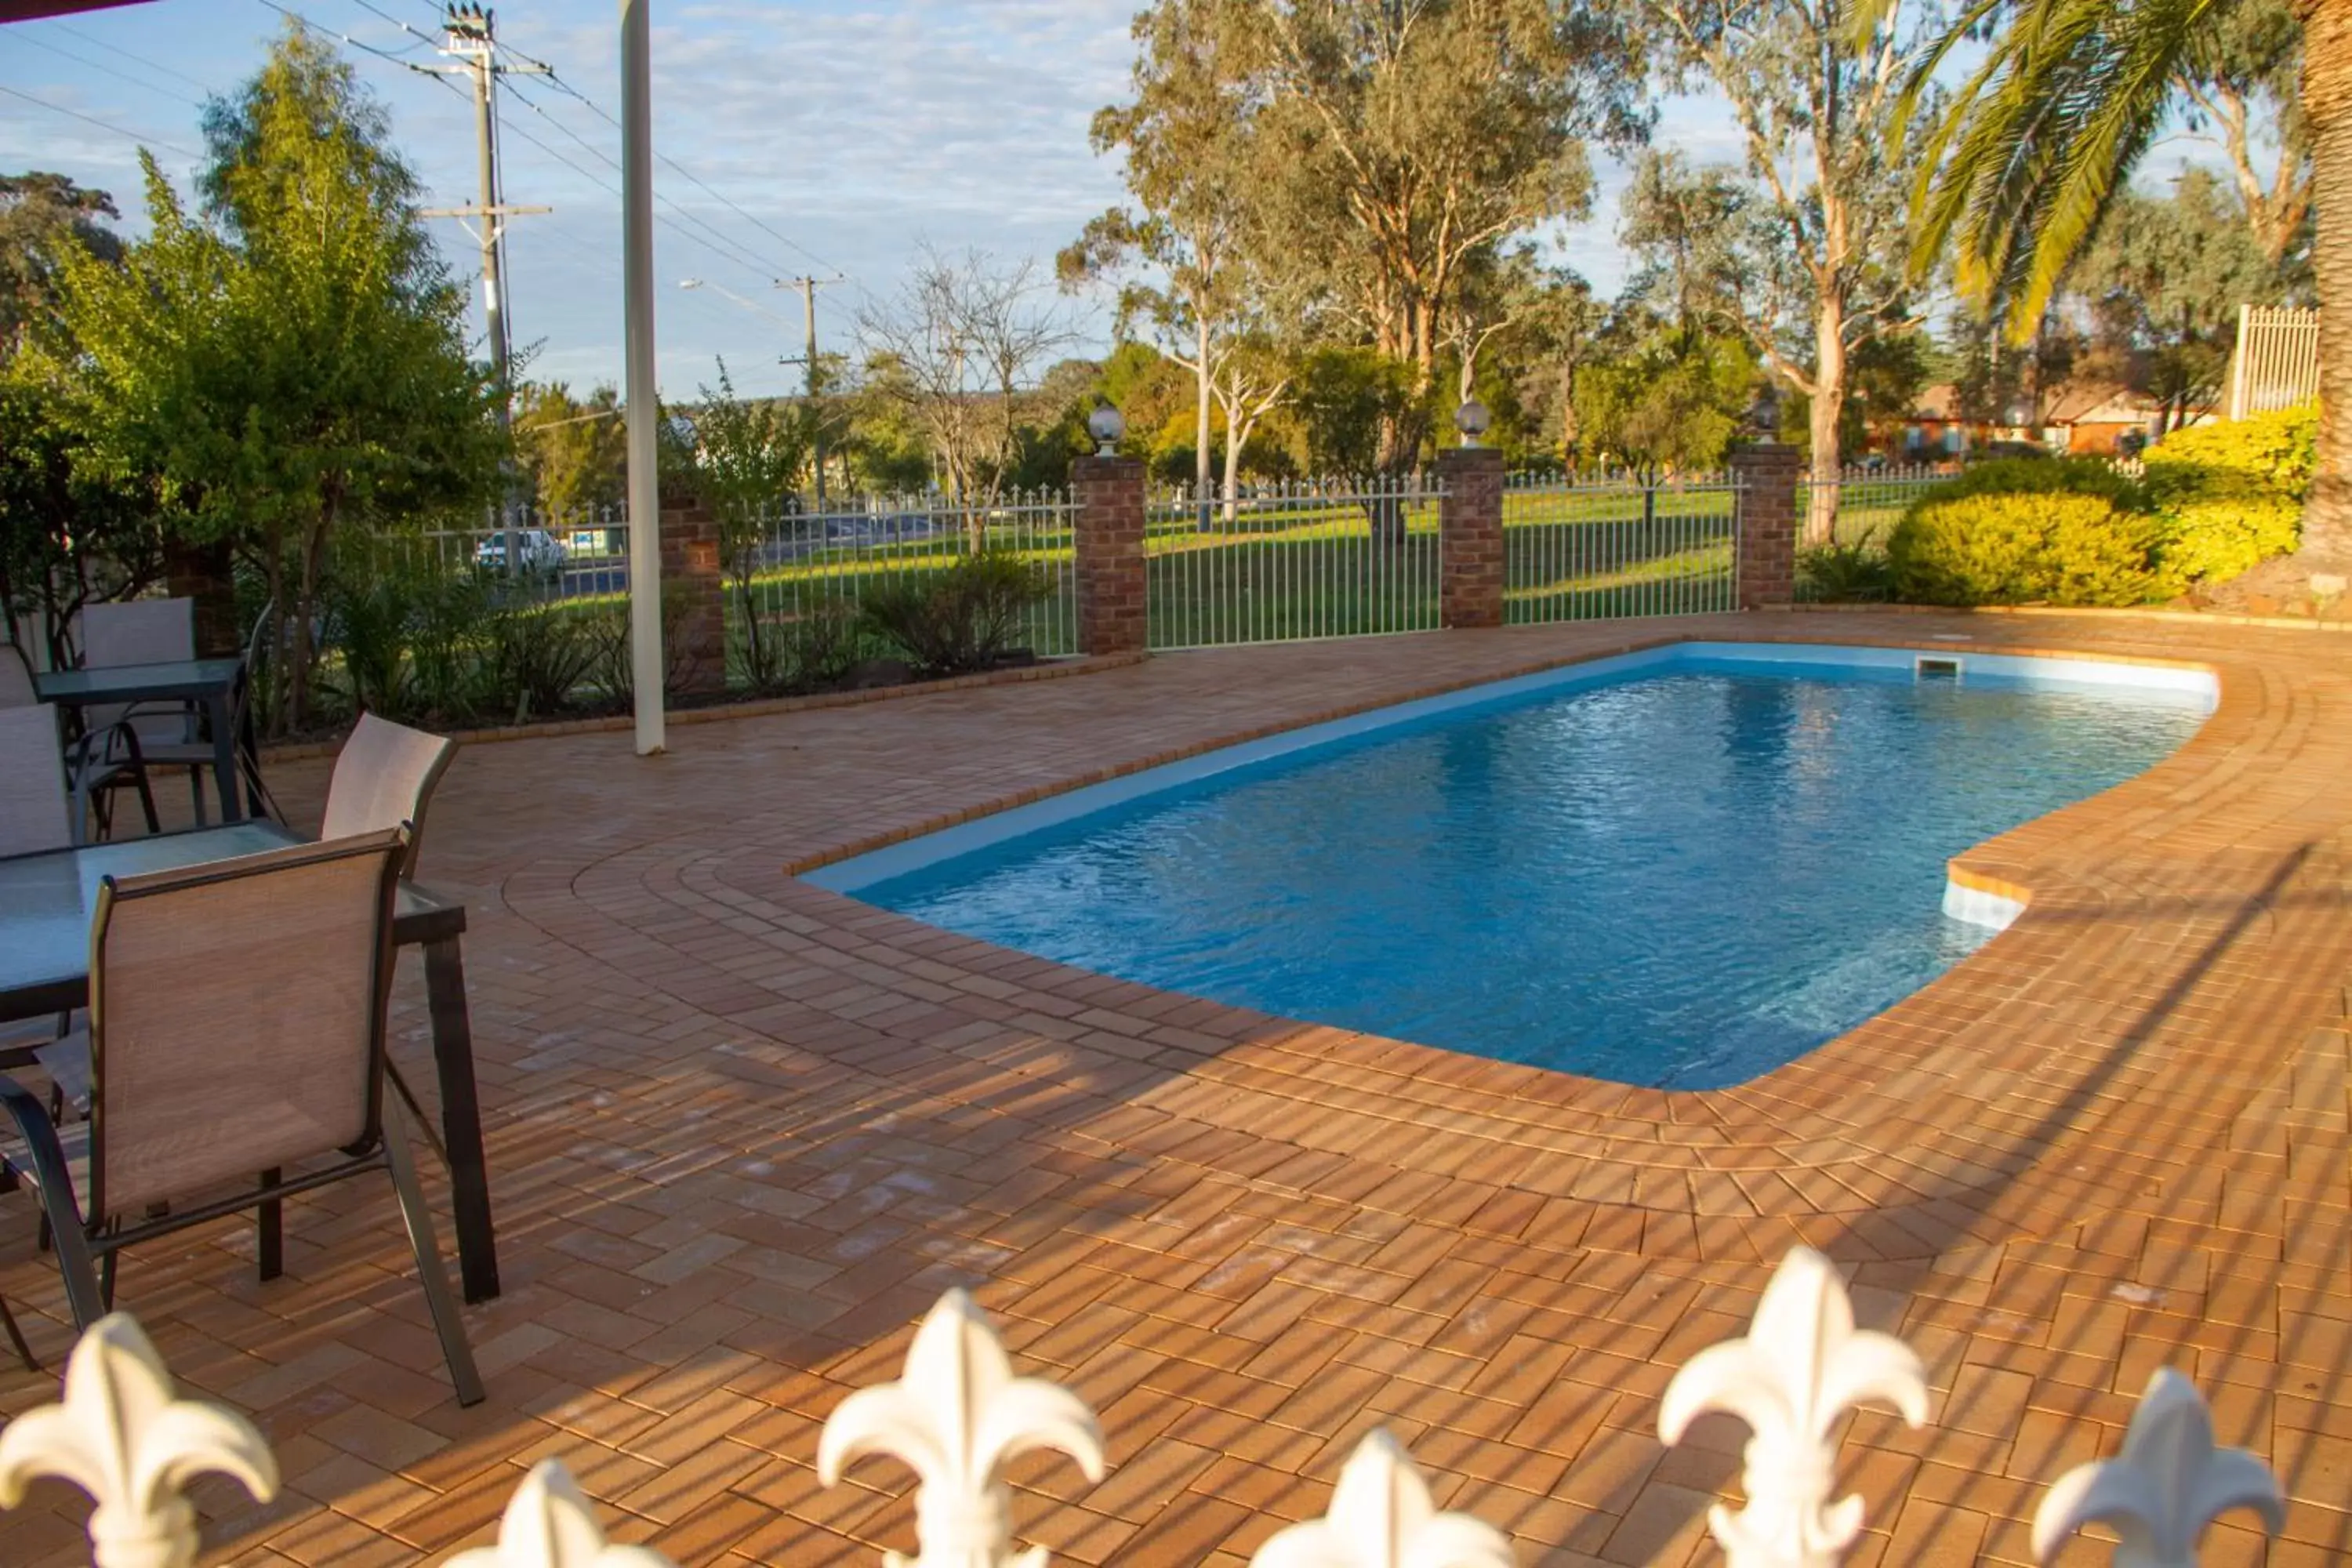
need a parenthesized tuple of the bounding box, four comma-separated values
(321, 713, 456, 877)
(85, 827, 410, 1221)
(78, 599, 198, 743)
(0, 704, 71, 856)
(0, 642, 36, 709)
(78, 597, 195, 668)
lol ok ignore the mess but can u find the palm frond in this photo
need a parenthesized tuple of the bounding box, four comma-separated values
(1909, 0, 2222, 342)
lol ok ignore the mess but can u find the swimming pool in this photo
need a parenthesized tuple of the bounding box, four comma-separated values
(809, 643, 2214, 1089)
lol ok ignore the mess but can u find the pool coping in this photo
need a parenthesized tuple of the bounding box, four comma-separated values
(757, 619, 2328, 1265)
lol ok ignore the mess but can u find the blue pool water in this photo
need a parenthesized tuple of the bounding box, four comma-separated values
(821, 646, 2211, 1089)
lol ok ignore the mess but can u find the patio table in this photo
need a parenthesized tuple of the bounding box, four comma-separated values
(34, 657, 251, 826)
(0, 822, 502, 1301)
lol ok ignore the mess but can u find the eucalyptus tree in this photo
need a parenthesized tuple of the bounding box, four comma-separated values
(1227, 0, 1644, 512)
(1900, 0, 2352, 580)
(1066, 0, 1281, 525)
(1621, 0, 1941, 539)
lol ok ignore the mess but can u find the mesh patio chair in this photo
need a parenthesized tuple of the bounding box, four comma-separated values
(0, 650, 157, 841)
(122, 601, 281, 826)
(321, 712, 457, 876)
(74, 597, 205, 829)
(0, 826, 485, 1403)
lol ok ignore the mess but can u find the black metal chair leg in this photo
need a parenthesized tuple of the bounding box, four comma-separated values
(97, 1246, 116, 1313)
(0, 1297, 35, 1371)
(132, 770, 158, 834)
(257, 1168, 282, 1281)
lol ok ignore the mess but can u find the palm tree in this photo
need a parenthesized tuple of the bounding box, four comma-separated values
(1900, 0, 2350, 587)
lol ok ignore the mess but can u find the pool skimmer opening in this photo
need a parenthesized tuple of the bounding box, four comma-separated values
(1916, 655, 1964, 680)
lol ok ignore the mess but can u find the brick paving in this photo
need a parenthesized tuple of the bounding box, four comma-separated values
(3, 609, 2350, 1567)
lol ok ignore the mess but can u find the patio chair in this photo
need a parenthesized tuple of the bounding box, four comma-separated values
(122, 600, 281, 826)
(0, 649, 158, 842)
(0, 827, 485, 1404)
(75, 597, 206, 828)
(323, 712, 458, 875)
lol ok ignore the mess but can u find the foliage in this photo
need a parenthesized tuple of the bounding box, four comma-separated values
(859, 549, 1050, 677)
(515, 380, 626, 517)
(1922, 455, 2147, 506)
(1797, 532, 1894, 602)
(583, 584, 699, 706)
(2142, 404, 2318, 500)
(781, 601, 866, 690)
(1570, 327, 1754, 479)
(486, 600, 603, 723)
(0, 172, 123, 358)
(29, 25, 506, 731)
(0, 378, 166, 665)
(2140, 405, 2315, 586)
(1618, 0, 1938, 501)
(1888, 491, 2161, 606)
(1289, 347, 1419, 476)
(2073, 168, 2296, 428)
(684, 358, 812, 685)
(1216, 0, 1642, 473)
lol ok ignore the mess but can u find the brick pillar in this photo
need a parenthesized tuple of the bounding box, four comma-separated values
(1438, 445, 1506, 630)
(165, 536, 240, 655)
(658, 497, 728, 692)
(1073, 454, 1147, 656)
(1730, 442, 1803, 611)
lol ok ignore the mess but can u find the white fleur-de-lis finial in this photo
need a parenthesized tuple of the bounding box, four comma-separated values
(1249, 1428, 1513, 1568)
(0, 1313, 278, 1568)
(445, 1460, 676, 1568)
(1659, 1246, 1929, 1568)
(818, 1288, 1106, 1568)
(2031, 1369, 2283, 1568)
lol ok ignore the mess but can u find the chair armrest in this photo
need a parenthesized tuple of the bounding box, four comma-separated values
(68, 718, 147, 778)
(0, 1075, 85, 1222)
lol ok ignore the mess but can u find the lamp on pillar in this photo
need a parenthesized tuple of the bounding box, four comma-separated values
(1454, 399, 1492, 448)
(1087, 403, 1126, 457)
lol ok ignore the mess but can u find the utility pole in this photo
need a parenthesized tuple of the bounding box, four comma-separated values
(420, 4, 549, 419)
(776, 275, 842, 507)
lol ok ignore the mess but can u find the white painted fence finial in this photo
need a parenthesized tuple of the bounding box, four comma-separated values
(445, 1461, 676, 1568)
(818, 1288, 1106, 1568)
(2031, 1369, 2283, 1568)
(1249, 1428, 1513, 1568)
(0, 1313, 278, 1568)
(1659, 1246, 1929, 1568)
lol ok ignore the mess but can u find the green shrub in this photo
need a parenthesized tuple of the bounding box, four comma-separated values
(1926, 455, 2146, 506)
(485, 601, 601, 723)
(782, 600, 866, 689)
(1888, 492, 2160, 607)
(2143, 405, 2316, 501)
(323, 572, 418, 719)
(583, 585, 700, 706)
(861, 550, 1050, 677)
(2147, 478, 2302, 592)
(1797, 530, 1893, 602)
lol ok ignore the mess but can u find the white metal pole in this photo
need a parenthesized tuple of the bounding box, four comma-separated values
(621, 0, 665, 754)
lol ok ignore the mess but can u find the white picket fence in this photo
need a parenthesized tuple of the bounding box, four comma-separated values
(0, 1247, 2283, 1568)
(2227, 306, 2321, 421)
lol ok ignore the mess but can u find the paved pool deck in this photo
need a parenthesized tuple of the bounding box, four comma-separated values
(3, 608, 2350, 1567)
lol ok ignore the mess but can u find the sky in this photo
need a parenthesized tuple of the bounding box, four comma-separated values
(0, 0, 2225, 401)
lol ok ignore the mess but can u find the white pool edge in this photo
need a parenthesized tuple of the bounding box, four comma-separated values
(804, 640, 2219, 898)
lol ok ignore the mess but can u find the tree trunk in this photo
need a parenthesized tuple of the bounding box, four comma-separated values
(1195, 316, 1214, 532)
(2296, 0, 2352, 572)
(1806, 300, 1847, 547)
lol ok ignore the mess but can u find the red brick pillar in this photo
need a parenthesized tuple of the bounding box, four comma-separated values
(1730, 443, 1803, 611)
(658, 497, 728, 692)
(1073, 454, 1148, 656)
(165, 536, 240, 655)
(1438, 445, 1506, 630)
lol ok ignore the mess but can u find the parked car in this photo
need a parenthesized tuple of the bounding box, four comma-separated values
(474, 528, 568, 575)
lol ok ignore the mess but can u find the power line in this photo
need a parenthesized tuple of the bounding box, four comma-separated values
(20, 27, 209, 106)
(499, 76, 783, 281)
(0, 82, 201, 159)
(345, 0, 441, 53)
(253, 0, 467, 95)
(486, 31, 854, 285)
(50, 20, 216, 93)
